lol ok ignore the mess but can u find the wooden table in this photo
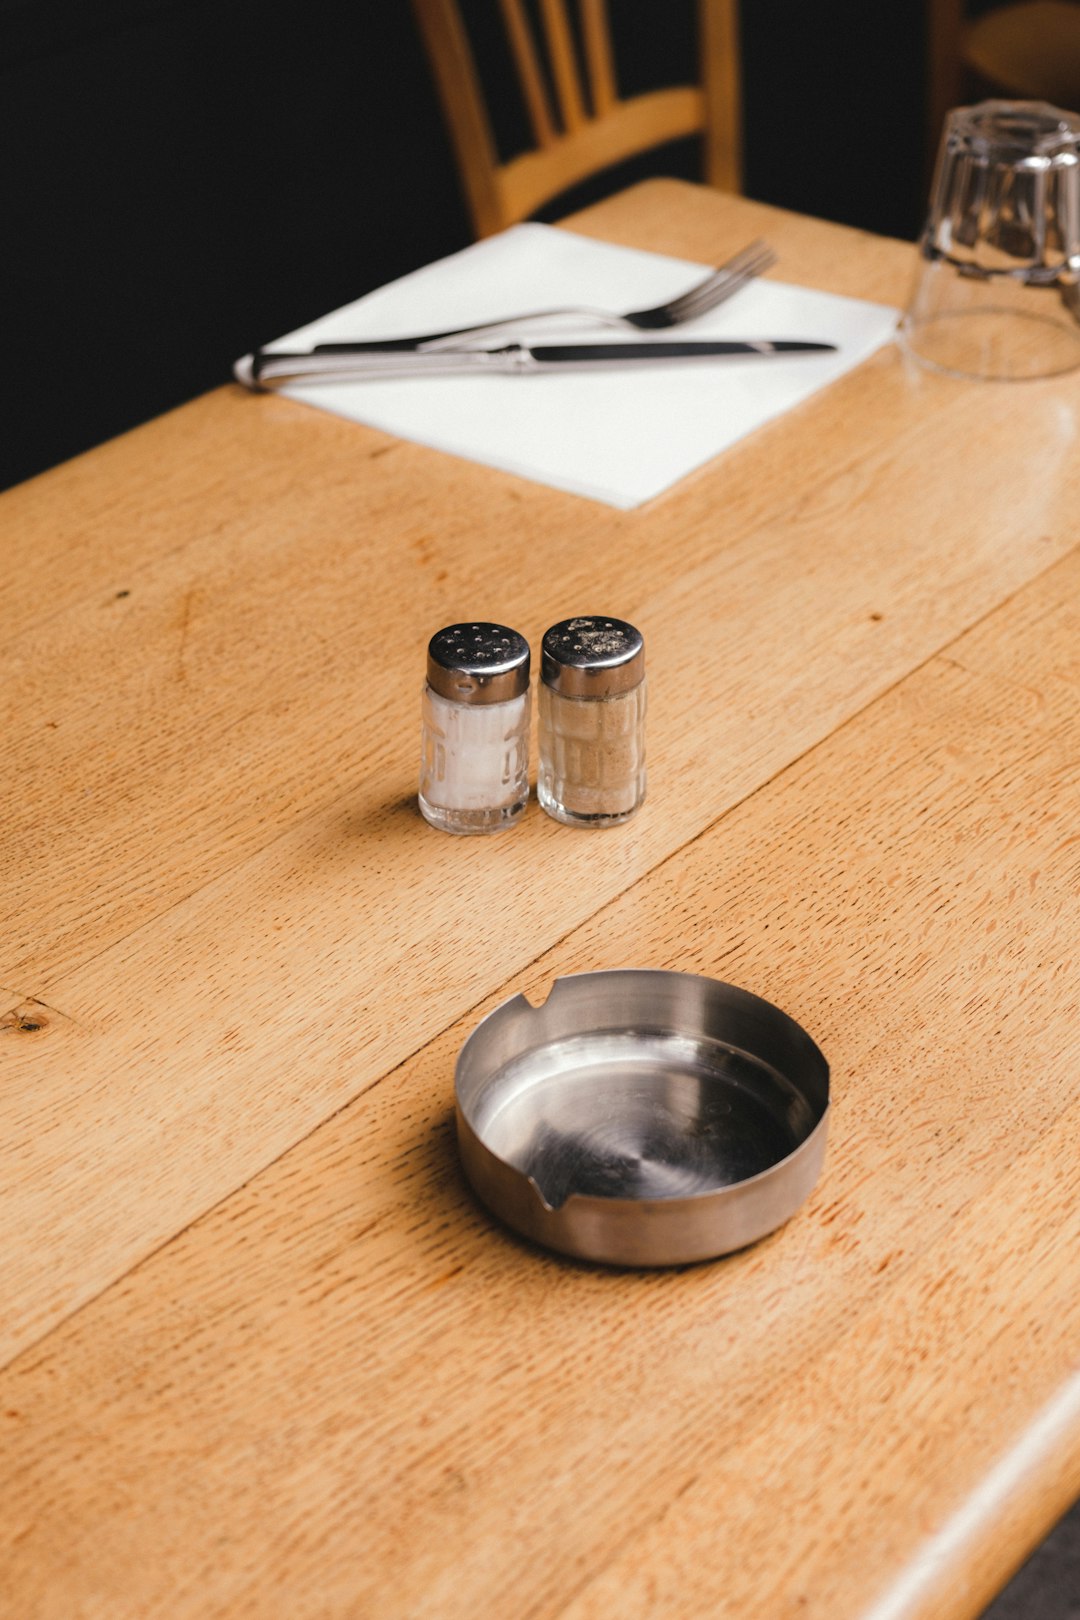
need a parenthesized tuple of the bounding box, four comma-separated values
(2, 179, 1078, 1620)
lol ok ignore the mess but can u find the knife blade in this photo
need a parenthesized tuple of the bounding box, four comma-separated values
(237, 339, 837, 391)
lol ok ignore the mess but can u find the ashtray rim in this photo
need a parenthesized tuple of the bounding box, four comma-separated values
(454, 967, 830, 1267)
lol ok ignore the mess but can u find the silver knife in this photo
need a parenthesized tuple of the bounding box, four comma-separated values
(236, 339, 837, 392)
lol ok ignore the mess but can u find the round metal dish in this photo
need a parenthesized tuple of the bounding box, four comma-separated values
(455, 969, 829, 1266)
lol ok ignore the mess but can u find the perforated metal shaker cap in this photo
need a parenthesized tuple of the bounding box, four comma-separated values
(426, 623, 531, 705)
(541, 616, 645, 698)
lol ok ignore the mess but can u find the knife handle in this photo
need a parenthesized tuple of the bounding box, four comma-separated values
(235, 347, 519, 391)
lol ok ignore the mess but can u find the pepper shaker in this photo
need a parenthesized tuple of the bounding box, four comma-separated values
(537, 616, 646, 827)
(419, 623, 531, 835)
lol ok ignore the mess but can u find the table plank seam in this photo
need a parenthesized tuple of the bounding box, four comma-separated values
(2, 548, 1076, 1617)
(29, 525, 1077, 1007)
(5, 534, 1075, 1380)
(5, 181, 1080, 1620)
(0, 368, 923, 664)
(8, 546, 1075, 1373)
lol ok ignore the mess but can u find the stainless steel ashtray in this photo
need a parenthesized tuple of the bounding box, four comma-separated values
(455, 969, 829, 1266)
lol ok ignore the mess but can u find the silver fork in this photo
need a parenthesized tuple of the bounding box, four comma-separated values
(299, 239, 777, 357)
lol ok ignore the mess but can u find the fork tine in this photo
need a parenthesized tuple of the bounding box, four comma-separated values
(708, 238, 775, 280)
(682, 241, 776, 297)
(720, 238, 774, 272)
(672, 262, 775, 318)
(665, 248, 775, 311)
(673, 240, 770, 292)
(664, 244, 776, 320)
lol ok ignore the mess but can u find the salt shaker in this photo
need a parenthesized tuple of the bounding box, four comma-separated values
(537, 616, 646, 827)
(419, 623, 531, 835)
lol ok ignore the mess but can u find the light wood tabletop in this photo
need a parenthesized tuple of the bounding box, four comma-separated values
(1, 178, 1077, 1620)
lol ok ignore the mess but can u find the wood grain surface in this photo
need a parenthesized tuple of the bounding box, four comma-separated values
(1, 550, 1076, 1620)
(2, 180, 1078, 1617)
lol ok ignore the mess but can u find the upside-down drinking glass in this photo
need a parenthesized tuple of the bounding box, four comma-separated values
(901, 100, 1080, 379)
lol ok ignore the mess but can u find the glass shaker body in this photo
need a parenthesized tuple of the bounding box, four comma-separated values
(419, 623, 531, 835)
(537, 617, 646, 828)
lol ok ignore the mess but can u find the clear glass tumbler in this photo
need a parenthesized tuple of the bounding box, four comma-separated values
(901, 100, 1080, 380)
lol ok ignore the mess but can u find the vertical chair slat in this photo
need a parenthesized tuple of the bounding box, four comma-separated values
(925, 0, 965, 182)
(580, 0, 617, 116)
(540, 0, 587, 131)
(410, 0, 506, 237)
(413, 0, 744, 238)
(700, 0, 742, 193)
(499, 0, 557, 147)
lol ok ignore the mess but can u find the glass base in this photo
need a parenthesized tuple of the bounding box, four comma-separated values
(537, 780, 642, 828)
(418, 794, 527, 835)
(900, 306, 1080, 381)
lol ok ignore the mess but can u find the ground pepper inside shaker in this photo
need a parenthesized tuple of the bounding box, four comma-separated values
(537, 616, 646, 827)
(419, 622, 531, 835)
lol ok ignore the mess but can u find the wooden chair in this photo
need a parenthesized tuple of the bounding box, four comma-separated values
(410, 0, 742, 238)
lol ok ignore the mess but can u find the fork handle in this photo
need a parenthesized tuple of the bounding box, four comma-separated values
(311, 308, 626, 355)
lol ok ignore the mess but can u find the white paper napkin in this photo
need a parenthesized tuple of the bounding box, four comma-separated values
(257, 223, 899, 509)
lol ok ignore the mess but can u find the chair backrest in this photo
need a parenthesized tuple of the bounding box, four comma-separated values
(411, 0, 742, 237)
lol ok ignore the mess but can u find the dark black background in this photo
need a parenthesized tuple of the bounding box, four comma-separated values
(1, 0, 927, 492)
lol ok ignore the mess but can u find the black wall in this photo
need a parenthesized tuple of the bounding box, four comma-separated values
(2, 0, 926, 493)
